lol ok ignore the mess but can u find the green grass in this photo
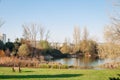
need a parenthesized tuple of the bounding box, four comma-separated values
(0, 67, 120, 80)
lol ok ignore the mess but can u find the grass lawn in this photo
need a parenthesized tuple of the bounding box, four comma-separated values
(0, 67, 120, 80)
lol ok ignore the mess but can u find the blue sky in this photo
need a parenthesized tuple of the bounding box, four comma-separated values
(0, 0, 112, 42)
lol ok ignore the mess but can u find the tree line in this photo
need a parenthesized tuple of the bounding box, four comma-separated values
(0, 20, 120, 59)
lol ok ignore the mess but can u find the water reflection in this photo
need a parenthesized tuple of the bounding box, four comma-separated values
(53, 57, 105, 67)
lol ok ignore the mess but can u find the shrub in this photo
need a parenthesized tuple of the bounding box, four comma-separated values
(60, 43, 71, 54)
(60, 64, 68, 69)
(52, 64, 59, 69)
(18, 44, 30, 57)
(38, 40, 51, 49)
(39, 64, 49, 68)
(80, 40, 98, 55)
(39, 63, 69, 69)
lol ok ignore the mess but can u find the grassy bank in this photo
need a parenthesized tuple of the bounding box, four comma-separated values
(0, 67, 120, 80)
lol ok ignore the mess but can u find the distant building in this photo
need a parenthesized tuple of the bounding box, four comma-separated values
(0, 33, 6, 43)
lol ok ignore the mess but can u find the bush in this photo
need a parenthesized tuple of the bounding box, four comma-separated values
(52, 64, 59, 69)
(60, 43, 71, 54)
(38, 40, 51, 49)
(80, 40, 98, 55)
(39, 63, 69, 69)
(18, 44, 30, 57)
(39, 64, 49, 68)
(60, 64, 68, 69)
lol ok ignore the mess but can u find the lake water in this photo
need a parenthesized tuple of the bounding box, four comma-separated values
(52, 57, 120, 68)
(53, 57, 120, 67)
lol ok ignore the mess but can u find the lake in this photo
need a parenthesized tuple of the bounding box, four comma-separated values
(52, 57, 120, 68)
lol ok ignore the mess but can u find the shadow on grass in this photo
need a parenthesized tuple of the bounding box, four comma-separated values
(0, 74, 83, 79)
(23, 71, 35, 72)
(109, 77, 120, 80)
(109, 74, 120, 80)
(118, 74, 120, 76)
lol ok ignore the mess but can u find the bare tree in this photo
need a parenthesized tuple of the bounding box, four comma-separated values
(104, 22, 120, 43)
(22, 23, 38, 47)
(45, 30, 50, 41)
(73, 26, 80, 45)
(99, 0, 120, 59)
(72, 26, 81, 53)
(22, 25, 31, 40)
(39, 27, 45, 41)
(104, 0, 120, 43)
(39, 26, 50, 41)
(23, 23, 50, 47)
(82, 27, 89, 41)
